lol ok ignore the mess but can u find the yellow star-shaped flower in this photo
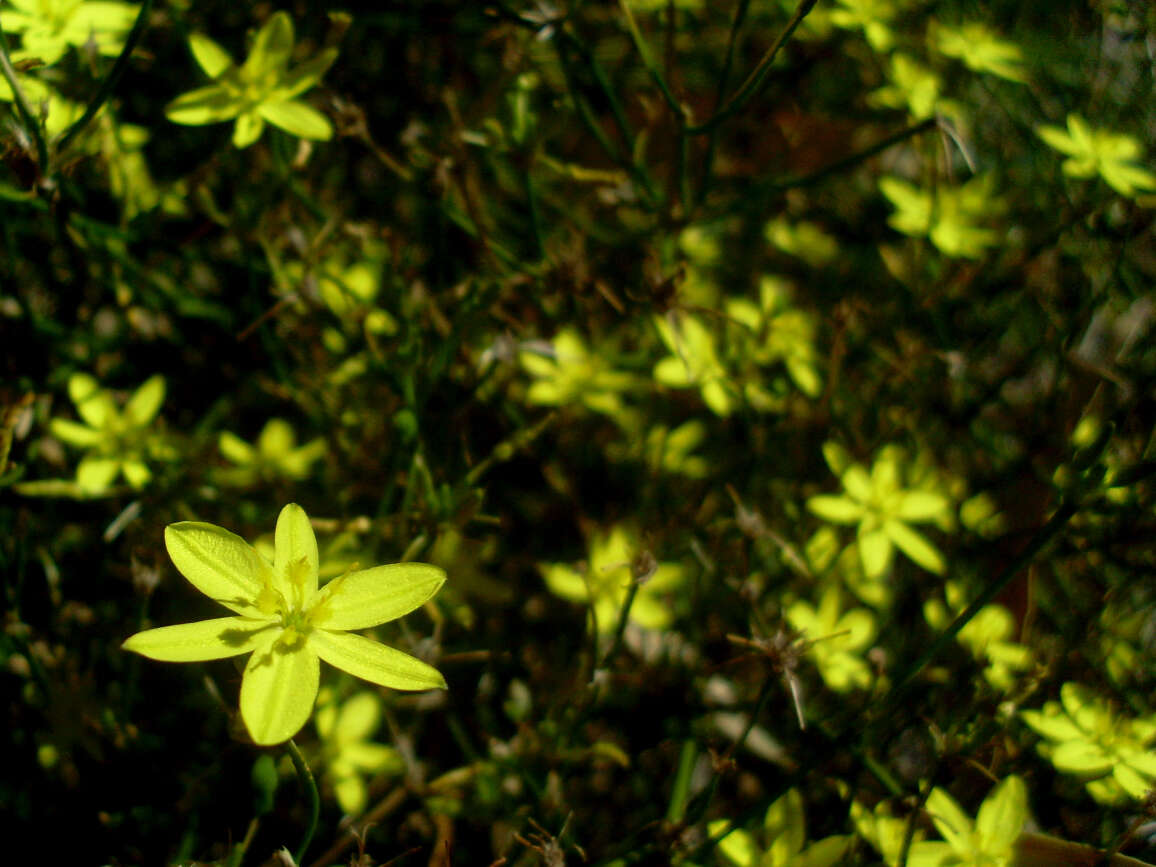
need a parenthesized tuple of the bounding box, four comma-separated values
(124, 503, 446, 745)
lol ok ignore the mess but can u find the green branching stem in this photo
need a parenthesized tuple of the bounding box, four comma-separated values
(57, 0, 155, 152)
(697, 0, 752, 211)
(0, 13, 48, 174)
(618, 0, 683, 118)
(687, 0, 818, 135)
(710, 117, 938, 221)
(286, 738, 320, 865)
(875, 499, 1078, 721)
(561, 28, 637, 166)
(761, 116, 938, 195)
(552, 32, 659, 207)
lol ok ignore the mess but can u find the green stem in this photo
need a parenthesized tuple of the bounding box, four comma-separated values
(0, 12, 49, 175)
(598, 581, 640, 675)
(687, 0, 818, 135)
(286, 739, 320, 865)
(618, 0, 683, 118)
(552, 34, 659, 207)
(875, 499, 1078, 721)
(761, 116, 938, 194)
(665, 739, 697, 823)
(57, 0, 155, 152)
(697, 0, 751, 209)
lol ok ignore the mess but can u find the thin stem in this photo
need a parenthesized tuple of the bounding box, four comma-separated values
(874, 499, 1078, 721)
(697, 0, 751, 210)
(286, 739, 320, 866)
(598, 581, 640, 674)
(763, 116, 938, 194)
(687, 0, 818, 135)
(708, 116, 938, 220)
(0, 12, 49, 174)
(618, 0, 683, 118)
(552, 33, 659, 207)
(562, 29, 636, 165)
(57, 0, 155, 152)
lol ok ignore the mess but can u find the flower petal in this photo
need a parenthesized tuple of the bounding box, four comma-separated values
(69, 373, 117, 428)
(1020, 706, 1082, 742)
(342, 742, 402, 774)
(257, 100, 333, 141)
(629, 594, 674, 630)
(858, 528, 893, 579)
(233, 112, 266, 148)
(166, 85, 245, 125)
(124, 375, 165, 427)
(313, 562, 444, 631)
(906, 841, 955, 867)
(278, 47, 340, 98)
(539, 563, 589, 603)
(884, 520, 945, 574)
(240, 635, 320, 745)
(926, 788, 972, 853)
(165, 521, 272, 616)
(240, 11, 295, 80)
(311, 629, 446, 691)
(123, 616, 274, 661)
(219, 431, 257, 465)
(334, 692, 382, 743)
(121, 460, 152, 489)
(1114, 763, 1153, 799)
(1052, 740, 1113, 776)
(77, 456, 120, 493)
(975, 776, 1026, 854)
(807, 494, 864, 524)
(190, 33, 234, 77)
(49, 418, 104, 447)
(894, 491, 950, 522)
(335, 776, 369, 815)
(274, 503, 319, 610)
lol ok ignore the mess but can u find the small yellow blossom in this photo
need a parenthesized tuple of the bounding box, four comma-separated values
(539, 524, 686, 634)
(124, 504, 446, 745)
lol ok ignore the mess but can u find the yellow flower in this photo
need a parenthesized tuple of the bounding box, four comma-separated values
(933, 21, 1027, 83)
(710, 787, 851, 867)
(1037, 114, 1156, 198)
(1020, 683, 1156, 804)
(519, 328, 634, 415)
(218, 418, 327, 486)
(725, 276, 823, 399)
(1, 0, 139, 66)
(807, 442, 951, 579)
(123, 504, 446, 745)
(315, 689, 403, 815)
(908, 776, 1027, 867)
(653, 313, 738, 416)
(49, 372, 166, 493)
(786, 585, 876, 692)
(539, 524, 686, 634)
(165, 12, 338, 149)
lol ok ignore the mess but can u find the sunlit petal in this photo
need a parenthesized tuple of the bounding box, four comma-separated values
(312, 629, 445, 691)
(123, 617, 274, 661)
(165, 521, 271, 616)
(313, 563, 443, 630)
(240, 636, 320, 745)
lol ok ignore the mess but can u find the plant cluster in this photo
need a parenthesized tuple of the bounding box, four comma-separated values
(2, 0, 1156, 865)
